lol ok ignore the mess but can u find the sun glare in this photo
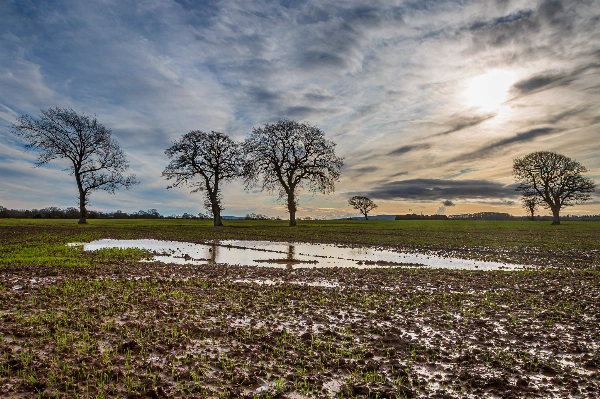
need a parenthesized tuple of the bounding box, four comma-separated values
(465, 70, 515, 111)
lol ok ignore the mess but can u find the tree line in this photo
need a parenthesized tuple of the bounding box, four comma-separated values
(0, 206, 279, 220)
(11, 108, 595, 226)
(12, 108, 343, 226)
(0, 206, 168, 219)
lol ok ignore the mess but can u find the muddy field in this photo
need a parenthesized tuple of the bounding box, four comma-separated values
(0, 220, 599, 398)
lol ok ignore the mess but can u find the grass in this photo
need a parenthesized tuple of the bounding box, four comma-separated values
(0, 218, 598, 398)
(2, 217, 600, 247)
(1, 218, 598, 270)
(5, 268, 597, 397)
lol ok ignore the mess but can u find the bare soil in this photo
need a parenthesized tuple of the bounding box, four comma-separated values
(1, 260, 599, 398)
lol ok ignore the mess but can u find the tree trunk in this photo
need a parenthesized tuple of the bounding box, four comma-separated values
(78, 189, 87, 224)
(207, 183, 223, 227)
(528, 206, 536, 221)
(551, 206, 561, 225)
(364, 213, 369, 220)
(212, 202, 222, 227)
(75, 171, 87, 224)
(287, 192, 297, 227)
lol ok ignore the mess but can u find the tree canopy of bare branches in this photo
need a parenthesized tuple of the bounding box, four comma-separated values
(513, 151, 595, 225)
(242, 120, 343, 226)
(348, 196, 378, 220)
(163, 131, 242, 226)
(521, 196, 539, 221)
(12, 108, 138, 224)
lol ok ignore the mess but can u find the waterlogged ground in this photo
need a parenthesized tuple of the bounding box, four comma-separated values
(82, 239, 526, 270)
(2, 219, 599, 269)
(0, 220, 599, 398)
(1, 263, 599, 399)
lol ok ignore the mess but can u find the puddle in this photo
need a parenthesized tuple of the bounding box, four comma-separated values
(80, 239, 526, 270)
(234, 279, 339, 287)
(323, 379, 343, 396)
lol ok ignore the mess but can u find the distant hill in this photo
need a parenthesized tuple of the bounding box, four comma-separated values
(343, 215, 397, 221)
(395, 214, 448, 220)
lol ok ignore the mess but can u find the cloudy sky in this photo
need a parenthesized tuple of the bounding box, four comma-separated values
(1, 0, 599, 218)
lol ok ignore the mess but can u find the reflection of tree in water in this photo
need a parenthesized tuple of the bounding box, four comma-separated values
(208, 244, 218, 265)
(350, 247, 370, 257)
(285, 244, 295, 270)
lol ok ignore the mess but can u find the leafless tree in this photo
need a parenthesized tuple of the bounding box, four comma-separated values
(513, 151, 595, 225)
(163, 131, 242, 226)
(521, 195, 539, 221)
(242, 120, 343, 226)
(348, 196, 378, 220)
(12, 108, 138, 224)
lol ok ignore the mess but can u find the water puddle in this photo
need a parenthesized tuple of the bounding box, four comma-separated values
(66, 242, 86, 247)
(234, 279, 339, 287)
(80, 239, 526, 270)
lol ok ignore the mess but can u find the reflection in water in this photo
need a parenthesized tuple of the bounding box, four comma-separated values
(286, 245, 294, 269)
(208, 243, 218, 265)
(81, 239, 526, 270)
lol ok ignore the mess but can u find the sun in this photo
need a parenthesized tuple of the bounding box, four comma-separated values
(465, 70, 515, 111)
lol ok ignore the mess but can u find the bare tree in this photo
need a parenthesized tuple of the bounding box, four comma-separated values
(12, 108, 138, 224)
(242, 120, 343, 226)
(163, 131, 242, 227)
(513, 151, 595, 225)
(348, 196, 378, 220)
(521, 195, 539, 221)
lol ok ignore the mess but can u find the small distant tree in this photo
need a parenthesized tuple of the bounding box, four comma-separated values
(521, 196, 539, 220)
(12, 108, 138, 224)
(242, 120, 343, 226)
(348, 196, 378, 220)
(163, 131, 242, 227)
(513, 151, 595, 225)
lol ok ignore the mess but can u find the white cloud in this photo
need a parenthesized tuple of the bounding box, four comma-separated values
(0, 0, 598, 216)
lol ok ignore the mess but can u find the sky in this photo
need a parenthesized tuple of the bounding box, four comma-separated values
(0, 0, 599, 219)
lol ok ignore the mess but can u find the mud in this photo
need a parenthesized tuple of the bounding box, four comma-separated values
(0, 260, 598, 398)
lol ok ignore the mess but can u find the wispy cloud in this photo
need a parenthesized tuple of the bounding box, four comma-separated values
(0, 0, 598, 216)
(447, 127, 560, 164)
(430, 113, 497, 138)
(485, 127, 558, 150)
(511, 64, 600, 97)
(387, 144, 430, 156)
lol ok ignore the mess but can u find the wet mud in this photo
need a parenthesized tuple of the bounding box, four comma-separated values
(1, 260, 599, 398)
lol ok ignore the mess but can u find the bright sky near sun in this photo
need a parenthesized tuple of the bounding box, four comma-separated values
(466, 70, 515, 111)
(0, 0, 599, 218)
